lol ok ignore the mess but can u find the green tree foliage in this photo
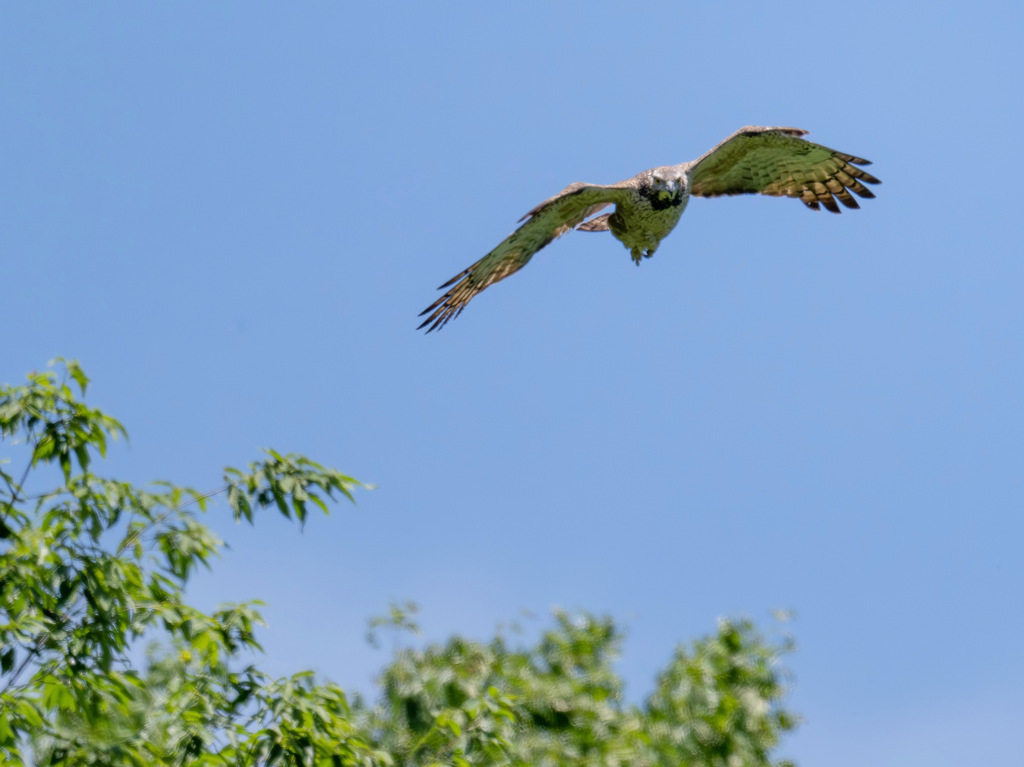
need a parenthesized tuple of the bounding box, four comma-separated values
(0, 361, 373, 765)
(1, 362, 798, 765)
(369, 610, 797, 767)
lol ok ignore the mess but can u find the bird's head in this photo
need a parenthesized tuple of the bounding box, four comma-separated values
(648, 167, 687, 201)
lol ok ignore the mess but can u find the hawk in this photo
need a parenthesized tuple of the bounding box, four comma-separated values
(419, 126, 880, 332)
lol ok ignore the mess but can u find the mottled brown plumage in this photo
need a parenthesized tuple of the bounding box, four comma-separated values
(419, 126, 880, 332)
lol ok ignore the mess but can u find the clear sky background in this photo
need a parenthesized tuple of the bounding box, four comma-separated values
(3, 3, 1022, 764)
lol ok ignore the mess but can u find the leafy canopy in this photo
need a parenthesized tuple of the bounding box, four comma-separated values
(1, 362, 798, 766)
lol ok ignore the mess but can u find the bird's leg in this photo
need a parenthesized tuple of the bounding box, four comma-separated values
(631, 246, 656, 265)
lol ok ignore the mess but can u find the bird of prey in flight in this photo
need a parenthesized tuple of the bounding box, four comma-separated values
(418, 126, 880, 332)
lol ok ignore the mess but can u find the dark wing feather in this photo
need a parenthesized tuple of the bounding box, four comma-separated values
(689, 126, 881, 213)
(418, 183, 629, 332)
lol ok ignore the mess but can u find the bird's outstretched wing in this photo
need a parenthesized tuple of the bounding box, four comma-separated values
(418, 182, 631, 332)
(688, 126, 881, 213)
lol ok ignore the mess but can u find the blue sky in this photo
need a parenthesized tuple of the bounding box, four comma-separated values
(2, 2, 1022, 764)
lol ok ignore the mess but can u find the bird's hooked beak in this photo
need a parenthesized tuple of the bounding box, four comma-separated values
(655, 175, 682, 200)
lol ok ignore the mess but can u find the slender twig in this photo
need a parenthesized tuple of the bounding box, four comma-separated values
(116, 486, 228, 556)
(1, 644, 41, 697)
(1, 457, 33, 524)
